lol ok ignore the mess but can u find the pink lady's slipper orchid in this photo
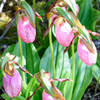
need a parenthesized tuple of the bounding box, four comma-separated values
(17, 16, 36, 43)
(55, 17, 74, 47)
(77, 39, 97, 66)
(3, 70, 22, 98)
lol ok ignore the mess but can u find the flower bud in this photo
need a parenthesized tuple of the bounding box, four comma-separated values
(42, 90, 55, 100)
(17, 16, 36, 43)
(42, 87, 63, 100)
(55, 18, 74, 47)
(77, 39, 97, 66)
(3, 70, 22, 98)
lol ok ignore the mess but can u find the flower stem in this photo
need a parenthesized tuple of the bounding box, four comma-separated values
(33, 0, 36, 11)
(48, 18, 55, 78)
(18, 36, 26, 88)
(69, 43, 75, 100)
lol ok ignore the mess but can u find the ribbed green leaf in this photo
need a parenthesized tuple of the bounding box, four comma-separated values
(25, 43, 40, 82)
(64, 53, 93, 100)
(72, 57, 92, 100)
(40, 41, 71, 80)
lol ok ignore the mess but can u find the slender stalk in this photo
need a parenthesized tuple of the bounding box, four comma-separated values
(18, 36, 26, 87)
(18, 36, 23, 66)
(69, 43, 75, 100)
(48, 18, 55, 78)
(33, 0, 36, 11)
(33, 0, 42, 44)
(36, 18, 42, 42)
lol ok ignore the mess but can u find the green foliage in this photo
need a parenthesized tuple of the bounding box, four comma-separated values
(1, 93, 26, 100)
(25, 75, 39, 98)
(71, 54, 92, 100)
(40, 41, 71, 80)
(92, 54, 100, 85)
(78, 0, 100, 31)
(92, 65, 100, 84)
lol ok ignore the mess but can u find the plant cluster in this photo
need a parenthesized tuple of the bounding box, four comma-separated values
(0, 0, 100, 100)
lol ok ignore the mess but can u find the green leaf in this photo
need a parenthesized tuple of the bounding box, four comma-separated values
(96, 54, 100, 67)
(32, 88, 42, 100)
(25, 43, 40, 82)
(25, 75, 39, 98)
(72, 61, 92, 100)
(40, 41, 71, 97)
(92, 65, 100, 84)
(78, 0, 100, 31)
(21, 0, 35, 26)
(1, 93, 10, 100)
(40, 41, 71, 80)
(57, 51, 71, 97)
(2, 44, 15, 56)
(13, 96, 26, 100)
(2, 93, 26, 100)
(65, 53, 93, 100)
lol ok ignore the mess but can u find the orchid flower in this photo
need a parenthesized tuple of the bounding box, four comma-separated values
(17, 15, 36, 43)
